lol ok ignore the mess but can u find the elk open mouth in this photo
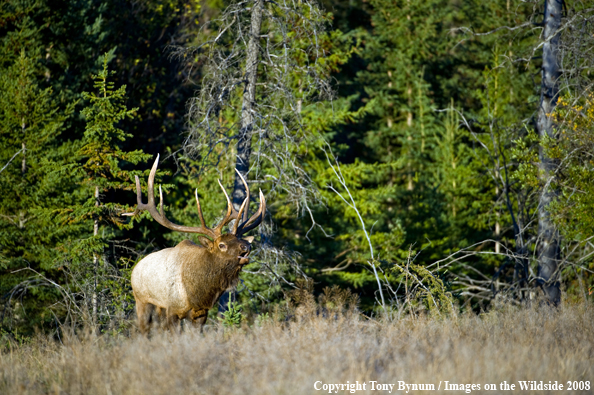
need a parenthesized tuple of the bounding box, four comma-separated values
(238, 250, 250, 265)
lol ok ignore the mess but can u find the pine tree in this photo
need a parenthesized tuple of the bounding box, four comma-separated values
(295, 0, 540, 310)
(0, 50, 76, 332)
(55, 56, 150, 331)
(301, 0, 467, 309)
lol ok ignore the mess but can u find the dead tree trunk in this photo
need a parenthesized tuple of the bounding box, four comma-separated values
(232, 0, 263, 212)
(535, 0, 562, 305)
(221, 0, 263, 312)
(92, 185, 99, 331)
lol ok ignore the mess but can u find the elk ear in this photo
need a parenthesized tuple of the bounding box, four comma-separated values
(243, 236, 255, 244)
(197, 236, 214, 251)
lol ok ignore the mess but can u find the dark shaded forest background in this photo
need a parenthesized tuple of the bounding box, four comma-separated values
(1, 0, 593, 335)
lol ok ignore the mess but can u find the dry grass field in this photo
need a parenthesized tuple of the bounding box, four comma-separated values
(1, 303, 593, 395)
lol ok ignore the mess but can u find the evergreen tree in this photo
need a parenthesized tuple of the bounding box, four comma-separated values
(0, 51, 76, 332)
(0, 0, 205, 332)
(292, 0, 542, 310)
(55, 56, 151, 331)
(298, 0, 471, 309)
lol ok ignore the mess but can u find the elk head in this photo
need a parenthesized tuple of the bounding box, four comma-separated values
(123, 155, 266, 334)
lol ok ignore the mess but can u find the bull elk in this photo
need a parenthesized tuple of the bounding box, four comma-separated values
(123, 155, 265, 334)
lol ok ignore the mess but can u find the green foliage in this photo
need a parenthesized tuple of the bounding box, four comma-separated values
(0, 327, 31, 351)
(547, 93, 594, 239)
(218, 301, 244, 328)
(1, 0, 212, 335)
(57, 56, 151, 229)
(292, 0, 496, 309)
(0, 50, 77, 331)
(253, 312, 271, 327)
(392, 259, 455, 317)
(1, 0, 592, 335)
(515, 91, 594, 298)
(55, 57, 151, 331)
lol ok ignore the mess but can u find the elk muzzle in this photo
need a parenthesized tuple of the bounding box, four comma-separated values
(238, 244, 250, 266)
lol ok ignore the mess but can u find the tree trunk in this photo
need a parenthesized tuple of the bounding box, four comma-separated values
(21, 142, 26, 175)
(222, 0, 263, 313)
(536, 0, 562, 305)
(93, 185, 99, 330)
(21, 117, 26, 176)
(231, 0, 263, 213)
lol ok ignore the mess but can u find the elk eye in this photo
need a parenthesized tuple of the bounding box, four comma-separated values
(241, 245, 248, 251)
(218, 243, 227, 251)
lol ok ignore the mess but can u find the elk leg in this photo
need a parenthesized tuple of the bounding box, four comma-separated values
(189, 309, 208, 332)
(156, 307, 167, 330)
(165, 307, 181, 334)
(136, 299, 154, 336)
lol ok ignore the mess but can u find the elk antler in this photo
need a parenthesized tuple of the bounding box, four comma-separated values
(212, 174, 248, 235)
(236, 188, 266, 236)
(123, 155, 265, 238)
(232, 170, 266, 236)
(216, 169, 266, 236)
(123, 155, 221, 239)
(208, 169, 265, 236)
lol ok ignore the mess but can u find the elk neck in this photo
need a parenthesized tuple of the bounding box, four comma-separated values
(177, 239, 244, 308)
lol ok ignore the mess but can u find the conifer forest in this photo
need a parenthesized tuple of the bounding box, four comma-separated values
(1, 0, 594, 339)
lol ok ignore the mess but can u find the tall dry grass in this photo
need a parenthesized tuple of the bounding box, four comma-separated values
(1, 303, 593, 394)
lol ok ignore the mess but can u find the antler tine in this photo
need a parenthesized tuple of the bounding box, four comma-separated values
(159, 185, 164, 215)
(211, 178, 241, 235)
(232, 197, 249, 234)
(194, 189, 207, 229)
(145, 154, 160, 210)
(237, 189, 266, 235)
(122, 154, 161, 219)
(220, 179, 236, 217)
(234, 169, 250, 223)
(123, 154, 217, 238)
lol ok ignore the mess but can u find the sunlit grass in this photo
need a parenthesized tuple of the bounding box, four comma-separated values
(1, 302, 592, 394)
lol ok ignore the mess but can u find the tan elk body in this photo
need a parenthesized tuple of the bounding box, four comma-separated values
(124, 155, 265, 334)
